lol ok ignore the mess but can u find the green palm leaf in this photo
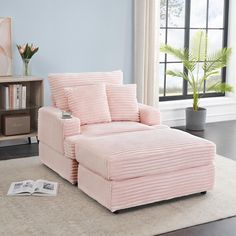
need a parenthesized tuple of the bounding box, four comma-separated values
(190, 31, 208, 61)
(160, 44, 186, 60)
(203, 48, 231, 72)
(160, 44, 196, 72)
(207, 82, 234, 93)
(166, 70, 187, 80)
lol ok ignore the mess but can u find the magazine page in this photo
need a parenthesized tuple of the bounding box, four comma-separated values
(7, 180, 35, 196)
(33, 179, 58, 196)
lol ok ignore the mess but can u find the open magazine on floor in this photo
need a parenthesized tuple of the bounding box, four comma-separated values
(7, 179, 58, 196)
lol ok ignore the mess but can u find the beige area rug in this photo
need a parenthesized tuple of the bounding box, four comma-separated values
(0, 155, 236, 236)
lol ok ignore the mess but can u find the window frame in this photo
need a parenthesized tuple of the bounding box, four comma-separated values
(159, 0, 229, 101)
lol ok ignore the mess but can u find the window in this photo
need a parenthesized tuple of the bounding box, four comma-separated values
(159, 0, 229, 101)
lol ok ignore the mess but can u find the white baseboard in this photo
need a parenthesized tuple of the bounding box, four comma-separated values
(159, 97, 236, 127)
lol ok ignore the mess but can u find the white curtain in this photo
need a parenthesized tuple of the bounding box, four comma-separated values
(134, 0, 159, 107)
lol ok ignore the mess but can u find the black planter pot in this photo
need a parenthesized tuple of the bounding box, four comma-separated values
(185, 107, 207, 131)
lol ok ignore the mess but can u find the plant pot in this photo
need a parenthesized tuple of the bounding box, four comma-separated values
(185, 107, 206, 131)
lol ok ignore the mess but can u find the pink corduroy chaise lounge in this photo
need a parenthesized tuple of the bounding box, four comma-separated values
(38, 70, 216, 212)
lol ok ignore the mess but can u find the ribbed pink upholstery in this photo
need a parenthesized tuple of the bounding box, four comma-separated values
(139, 103, 161, 126)
(48, 70, 123, 110)
(78, 163, 214, 212)
(76, 129, 216, 181)
(64, 122, 157, 160)
(38, 107, 81, 154)
(106, 84, 139, 122)
(39, 71, 215, 212)
(64, 135, 86, 160)
(66, 84, 111, 125)
(40, 142, 78, 184)
(81, 121, 155, 136)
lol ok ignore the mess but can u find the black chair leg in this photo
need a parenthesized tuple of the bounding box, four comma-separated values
(28, 137, 31, 144)
(201, 191, 207, 195)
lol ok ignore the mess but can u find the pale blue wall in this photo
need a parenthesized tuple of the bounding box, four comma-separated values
(0, 0, 134, 105)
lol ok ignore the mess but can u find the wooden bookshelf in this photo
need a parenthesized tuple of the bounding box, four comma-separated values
(0, 130, 37, 141)
(0, 76, 43, 142)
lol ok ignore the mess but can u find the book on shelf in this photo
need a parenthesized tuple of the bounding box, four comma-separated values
(22, 86, 26, 109)
(1, 84, 27, 110)
(2, 86, 9, 109)
(7, 179, 58, 196)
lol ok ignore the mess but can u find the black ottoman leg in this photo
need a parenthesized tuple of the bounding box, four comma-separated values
(113, 210, 119, 214)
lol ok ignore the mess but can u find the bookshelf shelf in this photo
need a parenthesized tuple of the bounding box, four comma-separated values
(0, 130, 37, 141)
(0, 104, 41, 112)
(0, 76, 43, 142)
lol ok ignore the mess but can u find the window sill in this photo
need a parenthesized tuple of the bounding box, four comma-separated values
(159, 96, 236, 126)
(159, 96, 236, 111)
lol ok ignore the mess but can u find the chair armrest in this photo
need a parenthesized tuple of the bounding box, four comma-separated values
(38, 107, 81, 154)
(138, 103, 161, 126)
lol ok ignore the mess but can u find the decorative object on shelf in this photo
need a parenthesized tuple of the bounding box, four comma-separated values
(161, 31, 233, 131)
(2, 114, 30, 136)
(0, 17, 12, 76)
(17, 43, 39, 76)
(22, 58, 30, 76)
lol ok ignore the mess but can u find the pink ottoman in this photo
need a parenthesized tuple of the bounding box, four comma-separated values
(76, 128, 216, 212)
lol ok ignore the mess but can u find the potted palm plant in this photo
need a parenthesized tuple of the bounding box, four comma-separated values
(160, 31, 233, 131)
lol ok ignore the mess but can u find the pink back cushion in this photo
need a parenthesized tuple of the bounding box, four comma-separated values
(66, 84, 111, 125)
(48, 70, 123, 110)
(106, 84, 139, 122)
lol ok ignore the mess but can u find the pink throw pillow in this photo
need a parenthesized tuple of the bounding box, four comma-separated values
(106, 84, 139, 122)
(66, 84, 111, 125)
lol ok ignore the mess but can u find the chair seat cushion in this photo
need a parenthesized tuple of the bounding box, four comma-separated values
(81, 121, 155, 136)
(75, 129, 216, 181)
(64, 122, 157, 160)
